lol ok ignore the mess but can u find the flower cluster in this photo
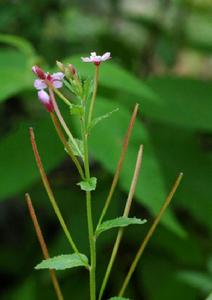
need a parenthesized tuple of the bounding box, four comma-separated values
(32, 52, 110, 111)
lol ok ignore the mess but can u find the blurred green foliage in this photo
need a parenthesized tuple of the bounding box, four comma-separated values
(0, 0, 212, 299)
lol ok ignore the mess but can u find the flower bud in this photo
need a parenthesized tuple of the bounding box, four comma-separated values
(68, 64, 76, 76)
(56, 61, 65, 72)
(38, 90, 54, 112)
(32, 66, 46, 80)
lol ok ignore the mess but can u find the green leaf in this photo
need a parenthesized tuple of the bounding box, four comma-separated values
(63, 55, 159, 104)
(0, 117, 66, 201)
(146, 76, 212, 131)
(89, 97, 185, 237)
(89, 108, 119, 131)
(67, 138, 84, 157)
(109, 297, 130, 300)
(177, 271, 212, 293)
(0, 34, 36, 61)
(0, 50, 33, 103)
(70, 104, 84, 116)
(206, 292, 212, 300)
(77, 177, 97, 191)
(35, 253, 88, 270)
(96, 216, 147, 236)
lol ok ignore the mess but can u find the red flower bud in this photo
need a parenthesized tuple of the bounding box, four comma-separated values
(32, 66, 46, 80)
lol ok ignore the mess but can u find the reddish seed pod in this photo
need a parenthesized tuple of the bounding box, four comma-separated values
(68, 64, 76, 76)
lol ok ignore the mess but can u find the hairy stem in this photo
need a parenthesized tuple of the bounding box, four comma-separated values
(118, 173, 183, 296)
(96, 104, 139, 229)
(29, 127, 88, 268)
(98, 145, 143, 300)
(82, 122, 96, 300)
(26, 193, 64, 300)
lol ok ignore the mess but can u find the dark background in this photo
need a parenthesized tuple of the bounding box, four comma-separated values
(0, 0, 212, 299)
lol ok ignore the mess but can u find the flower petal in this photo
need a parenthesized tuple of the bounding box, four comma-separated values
(52, 72, 64, 81)
(34, 79, 47, 90)
(81, 57, 92, 62)
(101, 52, 111, 61)
(53, 80, 63, 89)
(38, 90, 54, 112)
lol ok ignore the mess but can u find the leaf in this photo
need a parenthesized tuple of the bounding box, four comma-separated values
(89, 108, 119, 131)
(148, 122, 212, 231)
(177, 271, 212, 293)
(96, 217, 147, 236)
(0, 50, 33, 103)
(88, 96, 185, 237)
(0, 34, 37, 61)
(70, 104, 84, 116)
(63, 55, 159, 104)
(77, 177, 97, 192)
(35, 253, 88, 270)
(206, 292, 212, 300)
(67, 138, 84, 157)
(146, 76, 212, 131)
(0, 116, 66, 201)
(109, 297, 130, 300)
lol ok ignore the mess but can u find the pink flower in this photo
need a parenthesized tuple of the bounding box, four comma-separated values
(38, 90, 54, 112)
(32, 65, 65, 90)
(81, 52, 111, 65)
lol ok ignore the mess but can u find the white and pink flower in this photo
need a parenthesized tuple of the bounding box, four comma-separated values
(81, 52, 111, 65)
(32, 65, 65, 112)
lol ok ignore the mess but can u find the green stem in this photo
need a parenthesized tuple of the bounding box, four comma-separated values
(81, 117, 96, 300)
(98, 145, 143, 300)
(53, 87, 72, 107)
(87, 65, 99, 126)
(118, 173, 183, 296)
(50, 113, 85, 179)
(29, 127, 89, 268)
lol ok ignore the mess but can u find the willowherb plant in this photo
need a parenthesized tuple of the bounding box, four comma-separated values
(26, 52, 183, 300)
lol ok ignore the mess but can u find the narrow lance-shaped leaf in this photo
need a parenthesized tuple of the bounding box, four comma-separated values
(35, 254, 89, 270)
(96, 217, 147, 236)
(89, 108, 119, 131)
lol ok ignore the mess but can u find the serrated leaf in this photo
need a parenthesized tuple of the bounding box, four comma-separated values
(35, 253, 88, 270)
(67, 138, 84, 158)
(70, 104, 84, 116)
(77, 177, 97, 191)
(89, 108, 119, 131)
(96, 216, 147, 236)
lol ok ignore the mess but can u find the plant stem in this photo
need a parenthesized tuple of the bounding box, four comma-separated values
(96, 104, 139, 229)
(49, 89, 83, 158)
(87, 65, 99, 126)
(82, 122, 96, 300)
(25, 193, 64, 300)
(118, 172, 183, 297)
(29, 127, 88, 268)
(53, 87, 72, 107)
(50, 112, 85, 179)
(98, 145, 143, 300)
